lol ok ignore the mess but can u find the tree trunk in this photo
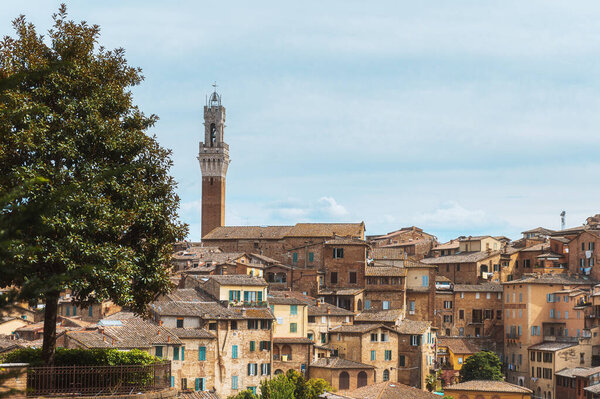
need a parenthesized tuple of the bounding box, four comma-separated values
(42, 291, 59, 365)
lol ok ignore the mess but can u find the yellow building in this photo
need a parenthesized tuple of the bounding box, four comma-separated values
(444, 380, 532, 399)
(201, 275, 268, 304)
(268, 294, 308, 338)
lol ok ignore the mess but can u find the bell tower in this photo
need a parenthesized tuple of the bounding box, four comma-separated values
(198, 85, 230, 237)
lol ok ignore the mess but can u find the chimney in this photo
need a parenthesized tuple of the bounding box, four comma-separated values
(159, 320, 163, 326)
(327, 309, 331, 315)
(103, 335, 106, 342)
(167, 335, 171, 343)
(316, 301, 320, 308)
(112, 338, 115, 345)
(157, 330, 161, 335)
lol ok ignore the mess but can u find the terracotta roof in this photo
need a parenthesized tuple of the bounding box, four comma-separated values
(396, 320, 431, 335)
(161, 289, 213, 303)
(197, 252, 246, 264)
(267, 294, 307, 306)
(520, 243, 549, 252)
(552, 236, 571, 243)
(319, 288, 364, 296)
(287, 223, 364, 238)
(432, 240, 460, 251)
(345, 381, 439, 399)
(504, 273, 596, 285)
(458, 235, 493, 241)
(310, 357, 374, 369)
(380, 239, 432, 248)
(355, 309, 403, 323)
(445, 380, 532, 394)
(269, 291, 353, 316)
(556, 366, 600, 378)
(365, 266, 405, 277)
(522, 227, 555, 235)
(249, 253, 281, 264)
(203, 226, 293, 240)
(438, 337, 494, 354)
(67, 317, 182, 349)
(454, 283, 503, 292)
(324, 238, 368, 246)
(585, 384, 600, 394)
(207, 275, 267, 286)
(421, 251, 499, 264)
(528, 341, 578, 351)
(152, 301, 238, 319)
(273, 337, 314, 344)
(330, 323, 395, 334)
(170, 328, 215, 339)
(371, 226, 426, 240)
(371, 248, 406, 260)
(435, 275, 452, 283)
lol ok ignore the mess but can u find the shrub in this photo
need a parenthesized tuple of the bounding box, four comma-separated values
(1, 348, 160, 367)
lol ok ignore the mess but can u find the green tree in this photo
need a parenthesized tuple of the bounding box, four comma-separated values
(459, 351, 503, 382)
(227, 370, 332, 399)
(0, 5, 186, 364)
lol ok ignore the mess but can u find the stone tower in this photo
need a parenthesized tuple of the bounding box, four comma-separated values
(198, 88, 230, 238)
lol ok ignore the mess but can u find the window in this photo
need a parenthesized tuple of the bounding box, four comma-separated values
(497, 293, 502, 299)
(365, 300, 371, 310)
(250, 341, 255, 352)
(380, 333, 389, 342)
(385, 350, 392, 361)
(333, 248, 344, 259)
(88, 306, 93, 317)
(581, 353, 585, 364)
(399, 355, 405, 366)
(320, 333, 327, 344)
(229, 290, 241, 301)
(308, 316, 315, 323)
(198, 346, 206, 361)
(383, 301, 390, 310)
(331, 272, 338, 284)
(195, 377, 205, 391)
(410, 335, 421, 346)
(230, 320, 238, 330)
(371, 350, 376, 361)
(475, 293, 480, 299)
(181, 378, 187, 390)
(292, 252, 298, 263)
(457, 264, 460, 271)
(308, 252, 314, 262)
(176, 318, 184, 328)
(232, 375, 238, 390)
(349, 271, 357, 284)
(444, 301, 452, 309)
(459, 327, 464, 336)
(249, 387, 257, 395)
(173, 346, 180, 361)
(208, 322, 217, 331)
(155, 346, 163, 358)
(232, 345, 238, 359)
(444, 315, 453, 323)
(565, 311, 569, 319)
(73, 306, 77, 316)
(459, 310, 464, 320)
(290, 323, 297, 333)
(543, 353, 552, 363)
(550, 309, 555, 318)
(383, 369, 390, 381)
(261, 320, 271, 329)
(248, 363, 258, 376)
(460, 292, 464, 299)
(422, 275, 429, 287)
(371, 332, 379, 342)
(260, 341, 270, 351)
(458, 357, 463, 364)
(497, 310, 502, 320)
(261, 363, 271, 376)
(290, 305, 298, 315)
(408, 301, 415, 313)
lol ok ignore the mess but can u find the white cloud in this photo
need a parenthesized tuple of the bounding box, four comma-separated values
(413, 201, 490, 231)
(268, 197, 349, 223)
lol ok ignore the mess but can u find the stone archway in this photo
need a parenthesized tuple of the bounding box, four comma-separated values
(339, 371, 350, 390)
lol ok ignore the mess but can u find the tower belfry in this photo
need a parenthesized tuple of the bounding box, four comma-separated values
(198, 85, 230, 237)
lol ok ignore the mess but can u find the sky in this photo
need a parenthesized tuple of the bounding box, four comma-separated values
(2, 1, 600, 242)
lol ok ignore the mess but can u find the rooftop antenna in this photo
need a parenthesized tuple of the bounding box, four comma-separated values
(560, 210, 566, 230)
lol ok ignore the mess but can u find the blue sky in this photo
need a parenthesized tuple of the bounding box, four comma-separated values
(3, 1, 600, 241)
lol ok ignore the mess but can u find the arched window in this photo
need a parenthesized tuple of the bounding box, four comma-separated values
(339, 371, 349, 390)
(357, 299, 362, 311)
(274, 369, 284, 375)
(210, 124, 217, 145)
(357, 371, 367, 388)
(383, 369, 390, 382)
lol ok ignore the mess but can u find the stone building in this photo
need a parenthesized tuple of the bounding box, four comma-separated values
(405, 262, 437, 323)
(328, 324, 400, 383)
(364, 264, 405, 311)
(368, 227, 437, 260)
(556, 366, 600, 399)
(503, 273, 596, 388)
(198, 88, 230, 238)
(309, 357, 375, 392)
(421, 250, 502, 284)
(452, 283, 504, 339)
(396, 320, 437, 390)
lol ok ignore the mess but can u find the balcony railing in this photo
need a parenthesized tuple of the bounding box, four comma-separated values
(27, 361, 171, 397)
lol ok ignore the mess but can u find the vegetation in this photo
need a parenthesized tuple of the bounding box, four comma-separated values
(425, 371, 439, 392)
(228, 370, 332, 399)
(459, 351, 503, 382)
(1, 348, 160, 367)
(0, 5, 187, 364)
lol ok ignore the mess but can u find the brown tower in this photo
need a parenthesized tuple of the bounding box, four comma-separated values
(198, 87, 230, 238)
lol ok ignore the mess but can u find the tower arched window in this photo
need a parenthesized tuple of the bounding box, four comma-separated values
(210, 123, 216, 146)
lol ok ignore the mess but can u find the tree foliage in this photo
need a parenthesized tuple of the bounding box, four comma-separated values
(227, 370, 332, 399)
(459, 351, 503, 382)
(0, 5, 187, 363)
(1, 348, 160, 367)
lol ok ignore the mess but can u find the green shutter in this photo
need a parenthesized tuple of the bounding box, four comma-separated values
(250, 341, 255, 352)
(195, 378, 200, 391)
(257, 291, 263, 302)
(309, 252, 314, 262)
(229, 290, 234, 301)
(199, 346, 206, 361)
(88, 305, 93, 317)
(290, 305, 297, 315)
(173, 347, 179, 361)
(244, 291, 249, 302)
(181, 347, 185, 361)
(292, 252, 298, 263)
(232, 345, 238, 359)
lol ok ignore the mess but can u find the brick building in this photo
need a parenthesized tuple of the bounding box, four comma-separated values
(421, 250, 502, 284)
(309, 357, 375, 392)
(396, 320, 437, 389)
(368, 226, 437, 260)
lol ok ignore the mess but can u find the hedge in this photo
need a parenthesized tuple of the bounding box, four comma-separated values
(1, 348, 160, 367)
